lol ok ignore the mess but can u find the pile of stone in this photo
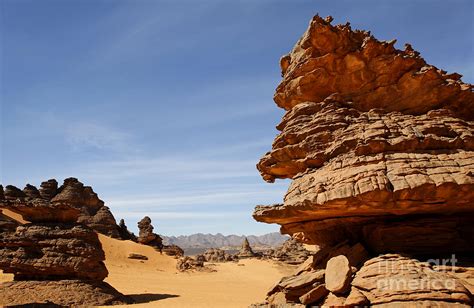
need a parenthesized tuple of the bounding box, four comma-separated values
(176, 256, 205, 272)
(198, 248, 238, 262)
(262, 238, 311, 265)
(0, 179, 130, 306)
(253, 15, 474, 306)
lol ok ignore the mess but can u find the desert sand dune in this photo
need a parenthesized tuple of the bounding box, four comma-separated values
(99, 234, 295, 307)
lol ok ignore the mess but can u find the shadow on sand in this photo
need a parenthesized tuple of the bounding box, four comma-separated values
(129, 293, 180, 304)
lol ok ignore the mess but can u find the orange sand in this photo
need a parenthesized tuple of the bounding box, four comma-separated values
(0, 226, 293, 307)
(99, 234, 294, 307)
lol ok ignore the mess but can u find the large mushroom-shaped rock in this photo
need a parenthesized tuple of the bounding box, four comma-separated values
(252, 14, 474, 307)
(253, 14, 474, 254)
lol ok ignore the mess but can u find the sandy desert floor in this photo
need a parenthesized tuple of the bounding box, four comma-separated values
(0, 234, 294, 307)
(98, 234, 295, 307)
(0, 208, 294, 307)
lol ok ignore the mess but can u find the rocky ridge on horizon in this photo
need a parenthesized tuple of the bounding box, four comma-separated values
(253, 15, 474, 307)
(162, 232, 289, 249)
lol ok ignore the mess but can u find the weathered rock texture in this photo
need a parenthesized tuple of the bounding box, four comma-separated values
(0, 178, 129, 306)
(201, 248, 238, 262)
(237, 237, 256, 258)
(0, 223, 108, 281)
(176, 256, 205, 272)
(262, 238, 312, 265)
(162, 244, 184, 257)
(0, 280, 130, 306)
(137, 216, 164, 248)
(118, 218, 138, 241)
(1, 178, 121, 238)
(253, 15, 474, 306)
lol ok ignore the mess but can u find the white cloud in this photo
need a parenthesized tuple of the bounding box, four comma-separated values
(64, 121, 132, 152)
(114, 211, 249, 219)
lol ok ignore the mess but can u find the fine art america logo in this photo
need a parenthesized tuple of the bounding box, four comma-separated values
(376, 255, 459, 291)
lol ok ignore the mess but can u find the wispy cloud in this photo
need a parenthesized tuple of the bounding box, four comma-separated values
(114, 211, 249, 219)
(106, 186, 286, 209)
(64, 121, 132, 152)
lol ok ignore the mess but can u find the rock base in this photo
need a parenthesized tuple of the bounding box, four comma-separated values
(0, 280, 132, 306)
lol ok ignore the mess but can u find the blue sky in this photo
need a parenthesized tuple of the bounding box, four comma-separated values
(1, 0, 473, 235)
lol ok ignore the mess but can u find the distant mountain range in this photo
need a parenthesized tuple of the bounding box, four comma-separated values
(162, 232, 289, 249)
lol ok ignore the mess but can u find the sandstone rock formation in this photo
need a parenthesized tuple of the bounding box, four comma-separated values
(262, 238, 312, 265)
(1, 178, 121, 238)
(0, 280, 129, 306)
(118, 218, 138, 241)
(253, 15, 474, 306)
(0, 179, 130, 306)
(237, 237, 256, 258)
(201, 248, 238, 262)
(137, 216, 163, 248)
(176, 256, 205, 272)
(136, 216, 184, 257)
(162, 244, 184, 257)
(0, 223, 108, 281)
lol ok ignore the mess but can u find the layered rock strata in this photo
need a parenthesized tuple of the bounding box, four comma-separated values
(1, 178, 121, 238)
(253, 15, 474, 306)
(0, 179, 129, 306)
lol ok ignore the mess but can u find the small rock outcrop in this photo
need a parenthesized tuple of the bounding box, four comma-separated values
(202, 248, 238, 262)
(118, 218, 137, 241)
(0, 178, 130, 306)
(162, 244, 184, 257)
(137, 216, 163, 249)
(128, 253, 148, 260)
(136, 216, 184, 257)
(176, 256, 205, 272)
(236, 237, 256, 258)
(253, 15, 474, 306)
(262, 238, 311, 265)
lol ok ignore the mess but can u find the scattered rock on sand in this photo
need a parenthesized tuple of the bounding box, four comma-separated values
(128, 253, 148, 260)
(203, 248, 238, 262)
(176, 256, 210, 272)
